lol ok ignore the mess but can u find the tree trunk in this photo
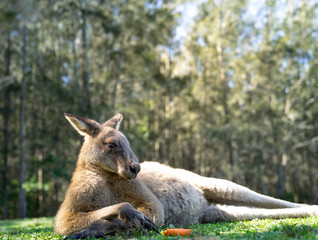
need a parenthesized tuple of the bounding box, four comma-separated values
(80, 0, 91, 114)
(2, 28, 11, 220)
(315, 186, 318, 205)
(216, 2, 234, 181)
(164, 95, 172, 166)
(269, 115, 283, 198)
(19, 25, 27, 219)
(70, 21, 83, 112)
(154, 103, 160, 162)
(37, 164, 43, 217)
(217, 41, 234, 180)
(111, 78, 121, 110)
(279, 94, 291, 199)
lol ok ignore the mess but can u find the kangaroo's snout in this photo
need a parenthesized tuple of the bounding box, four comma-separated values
(130, 162, 141, 176)
(121, 149, 140, 179)
(118, 154, 141, 179)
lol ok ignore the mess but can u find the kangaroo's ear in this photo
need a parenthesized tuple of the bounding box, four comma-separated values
(64, 113, 101, 137)
(103, 114, 123, 130)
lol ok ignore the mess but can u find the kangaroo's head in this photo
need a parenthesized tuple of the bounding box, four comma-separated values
(64, 113, 140, 179)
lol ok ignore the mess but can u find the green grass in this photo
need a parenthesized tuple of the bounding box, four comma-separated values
(1, 217, 318, 239)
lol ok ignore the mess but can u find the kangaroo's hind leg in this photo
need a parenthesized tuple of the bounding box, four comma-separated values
(174, 168, 303, 208)
(200, 204, 318, 223)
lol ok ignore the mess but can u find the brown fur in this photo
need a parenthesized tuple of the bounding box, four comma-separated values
(54, 113, 318, 238)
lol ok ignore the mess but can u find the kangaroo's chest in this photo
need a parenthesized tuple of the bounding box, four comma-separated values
(105, 177, 154, 208)
(138, 164, 207, 226)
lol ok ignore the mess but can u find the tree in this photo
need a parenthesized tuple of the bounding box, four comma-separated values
(0, 1, 17, 219)
(2, 0, 318, 219)
(18, 25, 27, 218)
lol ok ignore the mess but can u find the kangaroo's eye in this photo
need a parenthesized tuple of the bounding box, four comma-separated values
(106, 142, 117, 148)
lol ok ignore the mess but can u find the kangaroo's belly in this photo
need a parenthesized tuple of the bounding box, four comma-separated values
(138, 162, 207, 226)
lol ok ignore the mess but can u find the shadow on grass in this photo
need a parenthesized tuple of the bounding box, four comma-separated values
(192, 219, 318, 240)
(0, 226, 53, 236)
(0, 217, 54, 231)
(0, 219, 26, 229)
(210, 223, 318, 240)
(270, 222, 318, 238)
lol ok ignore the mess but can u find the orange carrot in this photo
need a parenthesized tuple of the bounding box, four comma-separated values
(162, 228, 192, 237)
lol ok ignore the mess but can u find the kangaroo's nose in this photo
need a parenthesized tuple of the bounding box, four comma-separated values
(130, 162, 140, 175)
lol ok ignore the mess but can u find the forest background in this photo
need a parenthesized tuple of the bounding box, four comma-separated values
(1, 0, 318, 220)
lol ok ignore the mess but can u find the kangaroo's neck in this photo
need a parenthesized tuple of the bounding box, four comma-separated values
(76, 159, 116, 179)
(75, 157, 107, 179)
(76, 153, 132, 184)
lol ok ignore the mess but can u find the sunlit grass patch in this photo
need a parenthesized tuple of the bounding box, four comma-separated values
(189, 217, 318, 240)
(0, 217, 54, 231)
(0, 217, 59, 240)
(0, 216, 317, 239)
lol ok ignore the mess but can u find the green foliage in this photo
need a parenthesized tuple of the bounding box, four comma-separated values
(1, 217, 318, 239)
(1, 0, 318, 220)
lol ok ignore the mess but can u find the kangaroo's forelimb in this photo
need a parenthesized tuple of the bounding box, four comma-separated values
(55, 202, 157, 237)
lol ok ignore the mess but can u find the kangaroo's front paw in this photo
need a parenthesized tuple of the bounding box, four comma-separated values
(127, 210, 159, 234)
(119, 203, 159, 233)
(64, 229, 106, 239)
(64, 219, 113, 239)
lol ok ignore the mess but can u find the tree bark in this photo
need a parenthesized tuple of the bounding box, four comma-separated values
(217, 37, 234, 181)
(19, 25, 27, 218)
(269, 115, 283, 198)
(80, 0, 91, 114)
(315, 186, 318, 205)
(37, 164, 43, 217)
(2, 28, 12, 220)
(70, 21, 83, 112)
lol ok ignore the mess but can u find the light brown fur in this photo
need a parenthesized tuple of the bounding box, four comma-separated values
(54, 113, 318, 238)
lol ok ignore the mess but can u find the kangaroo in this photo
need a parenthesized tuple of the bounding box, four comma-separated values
(54, 113, 318, 239)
